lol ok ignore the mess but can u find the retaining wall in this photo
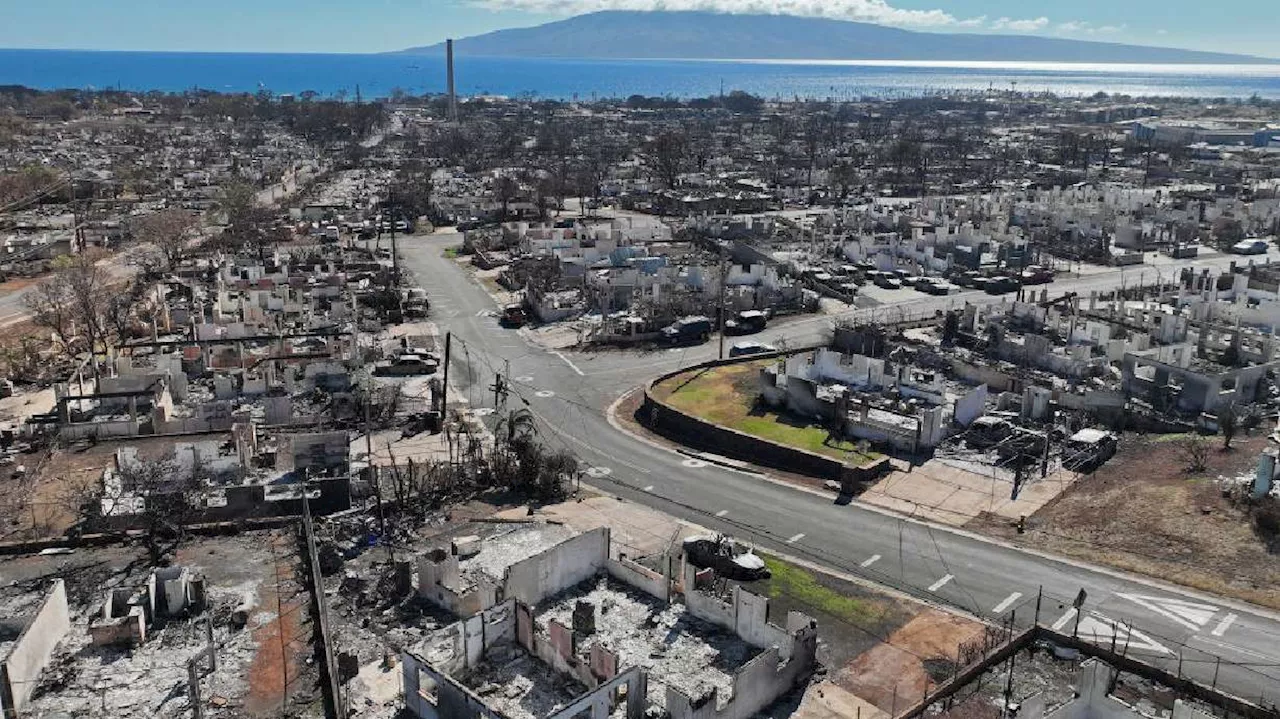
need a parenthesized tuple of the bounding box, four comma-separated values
(642, 350, 882, 484)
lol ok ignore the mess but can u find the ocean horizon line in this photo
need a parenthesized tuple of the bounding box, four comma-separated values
(3, 48, 1280, 73)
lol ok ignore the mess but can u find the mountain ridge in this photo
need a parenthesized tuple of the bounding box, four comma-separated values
(398, 11, 1272, 64)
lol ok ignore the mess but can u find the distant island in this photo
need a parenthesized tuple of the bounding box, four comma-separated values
(398, 11, 1272, 64)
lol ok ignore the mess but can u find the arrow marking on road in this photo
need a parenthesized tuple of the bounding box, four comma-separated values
(1117, 593, 1219, 633)
(1211, 613, 1238, 637)
(1076, 616, 1172, 656)
(860, 554, 881, 568)
(642, 485, 654, 492)
(715, 510, 729, 517)
(928, 574, 954, 592)
(992, 592, 1023, 614)
(787, 533, 805, 544)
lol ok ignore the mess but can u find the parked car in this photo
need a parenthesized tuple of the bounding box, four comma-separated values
(1062, 428, 1119, 471)
(499, 304, 528, 328)
(373, 354, 439, 377)
(1231, 238, 1270, 255)
(984, 276, 1022, 294)
(724, 309, 768, 335)
(729, 341, 778, 357)
(1020, 266, 1055, 285)
(919, 278, 954, 296)
(661, 316, 713, 345)
(872, 272, 903, 290)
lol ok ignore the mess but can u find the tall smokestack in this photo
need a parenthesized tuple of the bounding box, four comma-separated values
(446, 38, 458, 122)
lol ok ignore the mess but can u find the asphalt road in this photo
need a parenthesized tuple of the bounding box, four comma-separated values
(397, 233, 1280, 705)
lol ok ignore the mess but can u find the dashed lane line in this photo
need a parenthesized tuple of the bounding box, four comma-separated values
(992, 592, 1023, 614)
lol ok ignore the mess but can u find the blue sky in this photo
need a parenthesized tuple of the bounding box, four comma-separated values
(1, 0, 1274, 58)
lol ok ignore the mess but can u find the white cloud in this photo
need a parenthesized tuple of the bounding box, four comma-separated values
(991, 16, 1050, 32)
(468, 0, 1036, 29)
(1055, 20, 1127, 35)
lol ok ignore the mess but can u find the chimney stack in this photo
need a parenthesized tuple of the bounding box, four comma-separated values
(446, 38, 458, 123)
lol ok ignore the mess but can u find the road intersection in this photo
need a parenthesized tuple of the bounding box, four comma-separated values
(399, 232, 1280, 705)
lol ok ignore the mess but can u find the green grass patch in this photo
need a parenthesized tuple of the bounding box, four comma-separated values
(1150, 433, 1196, 443)
(658, 363, 874, 464)
(443, 247, 460, 259)
(758, 555, 879, 625)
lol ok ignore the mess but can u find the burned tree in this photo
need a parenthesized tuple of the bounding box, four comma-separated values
(25, 252, 112, 375)
(129, 207, 197, 271)
(647, 130, 688, 191)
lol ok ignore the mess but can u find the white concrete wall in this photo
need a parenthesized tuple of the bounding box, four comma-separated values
(0, 579, 70, 714)
(606, 556, 669, 602)
(503, 527, 610, 606)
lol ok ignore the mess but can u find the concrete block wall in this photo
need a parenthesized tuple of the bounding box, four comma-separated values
(401, 651, 505, 719)
(503, 527, 610, 606)
(665, 613, 818, 719)
(606, 556, 669, 602)
(0, 579, 70, 716)
(546, 666, 648, 719)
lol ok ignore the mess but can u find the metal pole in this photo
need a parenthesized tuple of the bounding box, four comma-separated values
(1003, 643, 1017, 715)
(718, 241, 728, 360)
(441, 332, 452, 414)
(366, 393, 392, 564)
(206, 614, 217, 671)
(1034, 586, 1042, 625)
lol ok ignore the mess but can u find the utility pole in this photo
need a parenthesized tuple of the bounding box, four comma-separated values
(365, 394, 392, 563)
(440, 332, 452, 416)
(717, 241, 728, 360)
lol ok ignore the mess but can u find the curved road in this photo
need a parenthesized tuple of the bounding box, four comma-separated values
(398, 232, 1280, 706)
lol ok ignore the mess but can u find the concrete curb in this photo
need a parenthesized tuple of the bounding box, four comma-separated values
(604, 388, 1280, 625)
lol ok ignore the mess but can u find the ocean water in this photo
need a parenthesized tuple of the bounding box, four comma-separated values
(3, 49, 1280, 100)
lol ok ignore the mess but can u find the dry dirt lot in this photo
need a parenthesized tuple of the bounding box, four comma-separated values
(969, 432, 1280, 610)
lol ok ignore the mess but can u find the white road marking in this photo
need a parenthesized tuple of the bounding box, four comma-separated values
(643, 485, 654, 492)
(928, 574, 954, 592)
(1211, 613, 1238, 637)
(1051, 608, 1078, 631)
(527, 406, 652, 475)
(715, 510, 729, 517)
(515, 376, 535, 383)
(1193, 636, 1273, 660)
(787, 533, 806, 544)
(1076, 616, 1171, 656)
(1117, 593, 1219, 633)
(681, 458, 709, 468)
(552, 350, 585, 376)
(860, 554, 881, 568)
(992, 592, 1023, 614)
(535, 390, 555, 398)
(584, 466, 612, 478)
